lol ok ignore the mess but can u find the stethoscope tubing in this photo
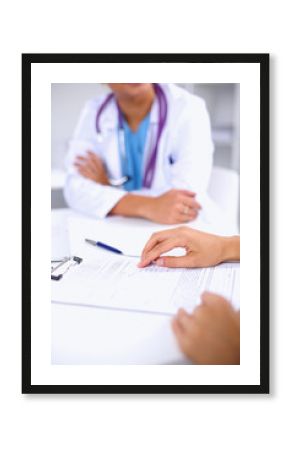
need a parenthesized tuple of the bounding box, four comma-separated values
(95, 84, 167, 188)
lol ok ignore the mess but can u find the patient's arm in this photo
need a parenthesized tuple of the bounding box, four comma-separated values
(139, 227, 240, 268)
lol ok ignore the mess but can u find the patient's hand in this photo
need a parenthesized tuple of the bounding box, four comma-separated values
(172, 292, 240, 365)
(74, 151, 110, 185)
(139, 227, 239, 268)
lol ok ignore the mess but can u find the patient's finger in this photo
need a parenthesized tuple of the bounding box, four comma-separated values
(201, 291, 229, 308)
(139, 237, 182, 267)
(155, 254, 197, 268)
(141, 230, 177, 259)
(172, 321, 194, 358)
(172, 317, 185, 341)
(175, 308, 193, 331)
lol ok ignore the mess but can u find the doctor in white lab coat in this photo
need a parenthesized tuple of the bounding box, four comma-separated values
(64, 83, 214, 224)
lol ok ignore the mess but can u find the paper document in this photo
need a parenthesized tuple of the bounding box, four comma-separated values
(171, 262, 240, 311)
(51, 215, 240, 315)
(52, 246, 240, 314)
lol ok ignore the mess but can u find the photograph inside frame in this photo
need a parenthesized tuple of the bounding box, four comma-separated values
(51, 82, 241, 366)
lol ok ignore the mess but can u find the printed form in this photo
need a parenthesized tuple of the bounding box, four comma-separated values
(51, 216, 240, 315)
(52, 249, 240, 315)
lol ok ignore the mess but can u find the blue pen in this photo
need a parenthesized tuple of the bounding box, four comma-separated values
(85, 239, 138, 257)
(85, 239, 123, 255)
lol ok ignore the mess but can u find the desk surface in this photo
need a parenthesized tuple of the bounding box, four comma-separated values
(51, 209, 187, 364)
(51, 209, 239, 365)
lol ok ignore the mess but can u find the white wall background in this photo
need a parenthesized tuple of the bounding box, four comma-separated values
(51, 83, 107, 168)
(1, 1, 288, 450)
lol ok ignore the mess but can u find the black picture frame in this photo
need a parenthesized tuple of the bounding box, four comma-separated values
(22, 53, 269, 394)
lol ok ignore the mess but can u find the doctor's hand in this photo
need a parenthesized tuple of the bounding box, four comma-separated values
(144, 189, 201, 225)
(172, 292, 240, 365)
(74, 151, 110, 185)
(139, 227, 240, 268)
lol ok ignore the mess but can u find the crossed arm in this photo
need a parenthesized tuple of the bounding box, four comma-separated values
(74, 151, 201, 224)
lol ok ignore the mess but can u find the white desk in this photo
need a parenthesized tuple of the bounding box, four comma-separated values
(51, 209, 186, 364)
(51, 208, 239, 364)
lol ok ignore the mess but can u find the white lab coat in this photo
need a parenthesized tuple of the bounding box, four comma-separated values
(64, 83, 214, 219)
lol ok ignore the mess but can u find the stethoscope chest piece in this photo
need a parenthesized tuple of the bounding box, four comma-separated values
(109, 175, 131, 187)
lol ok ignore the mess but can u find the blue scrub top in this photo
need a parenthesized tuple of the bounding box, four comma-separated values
(121, 113, 150, 191)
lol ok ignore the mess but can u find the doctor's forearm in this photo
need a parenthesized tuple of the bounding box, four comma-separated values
(109, 189, 200, 224)
(109, 194, 154, 219)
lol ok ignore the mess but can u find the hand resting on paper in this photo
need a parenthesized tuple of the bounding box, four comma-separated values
(139, 226, 240, 268)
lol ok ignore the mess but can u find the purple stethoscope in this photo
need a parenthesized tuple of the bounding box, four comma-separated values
(95, 83, 167, 188)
